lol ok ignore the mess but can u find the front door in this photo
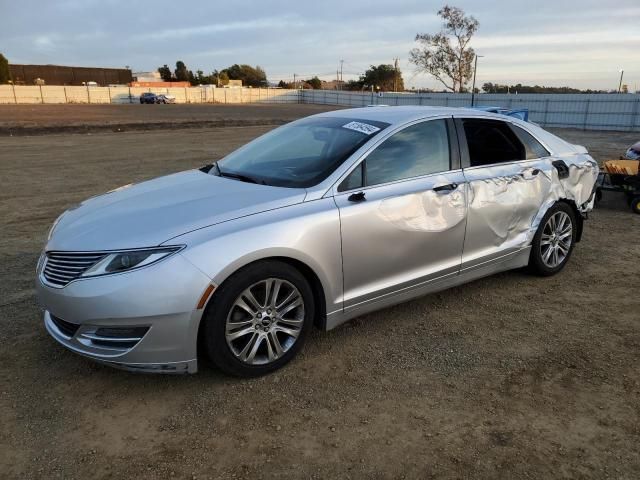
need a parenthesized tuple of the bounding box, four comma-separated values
(333, 118, 468, 312)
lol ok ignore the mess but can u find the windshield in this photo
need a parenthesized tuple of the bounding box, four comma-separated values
(214, 116, 390, 188)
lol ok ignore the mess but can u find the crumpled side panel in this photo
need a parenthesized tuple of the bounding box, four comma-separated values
(377, 186, 466, 232)
(461, 155, 598, 267)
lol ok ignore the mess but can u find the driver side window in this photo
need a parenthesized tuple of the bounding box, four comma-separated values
(338, 119, 451, 191)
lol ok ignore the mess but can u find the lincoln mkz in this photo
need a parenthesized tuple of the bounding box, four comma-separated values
(36, 107, 598, 376)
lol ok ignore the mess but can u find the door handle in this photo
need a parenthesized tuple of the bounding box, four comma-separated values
(433, 183, 458, 193)
(348, 191, 366, 202)
(521, 168, 541, 179)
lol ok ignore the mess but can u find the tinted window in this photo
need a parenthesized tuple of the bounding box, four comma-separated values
(338, 163, 363, 192)
(463, 119, 525, 167)
(510, 125, 550, 159)
(216, 117, 389, 188)
(364, 119, 450, 187)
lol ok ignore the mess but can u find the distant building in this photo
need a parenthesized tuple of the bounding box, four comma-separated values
(133, 71, 162, 83)
(321, 80, 346, 90)
(129, 81, 191, 88)
(9, 64, 132, 86)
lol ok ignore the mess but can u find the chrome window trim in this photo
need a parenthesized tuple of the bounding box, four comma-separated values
(461, 157, 552, 172)
(333, 168, 464, 197)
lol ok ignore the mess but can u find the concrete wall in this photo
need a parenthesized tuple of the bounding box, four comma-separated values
(1, 85, 639, 131)
(0, 85, 298, 105)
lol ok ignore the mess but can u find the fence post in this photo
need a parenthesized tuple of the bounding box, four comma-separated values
(630, 97, 640, 132)
(184, 87, 188, 104)
(63, 87, 68, 103)
(543, 98, 550, 126)
(108, 86, 112, 104)
(86, 85, 90, 104)
(582, 99, 591, 131)
(128, 87, 132, 104)
(39, 85, 44, 104)
(11, 83, 17, 104)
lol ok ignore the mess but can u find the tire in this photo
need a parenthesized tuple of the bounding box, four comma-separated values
(528, 202, 577, 276)
(202, 260, 314, 377)
(631, 196, 640, 215)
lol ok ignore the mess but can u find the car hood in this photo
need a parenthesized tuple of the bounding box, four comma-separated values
(47, 170, 307, 251)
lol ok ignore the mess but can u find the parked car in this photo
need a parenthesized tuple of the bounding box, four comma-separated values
(139, 92, 158, 104)
(36, 107, 598, 377)
(156, 94, 176, 104)
(624, 141, 640, 160)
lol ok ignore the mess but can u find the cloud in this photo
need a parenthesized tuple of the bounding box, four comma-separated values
(0, 0, 638, 90)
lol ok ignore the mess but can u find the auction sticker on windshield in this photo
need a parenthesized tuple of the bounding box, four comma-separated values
(342, 121, 381, 135)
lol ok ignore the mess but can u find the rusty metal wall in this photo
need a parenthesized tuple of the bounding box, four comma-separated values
(8, 64, 133, 86)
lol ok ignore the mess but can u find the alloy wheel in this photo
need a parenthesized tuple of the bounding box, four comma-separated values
(225, 278, 304, 365)
(540, 211, 573, 268)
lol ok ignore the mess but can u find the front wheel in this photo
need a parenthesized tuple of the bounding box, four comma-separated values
(528, 203, 577, 276)
(202, 260, 314, 377)
(631, 196, 640, 214)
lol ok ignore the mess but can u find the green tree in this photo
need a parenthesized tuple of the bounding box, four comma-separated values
(0, 53, 11, 83)
(409, 5, 479, 92)
(220, 64, 267, 87)
(305, 76, 322, 89)
(357, 64, 405, 92)
(158, 64, 173, 82)
(174, 61, 190, 82)
(219, 71, 229, 86)
(278, 80, 292, 89)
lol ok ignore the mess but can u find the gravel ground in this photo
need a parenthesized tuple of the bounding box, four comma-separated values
(0, 105, 638, 479)
(0, 104, 340, 136)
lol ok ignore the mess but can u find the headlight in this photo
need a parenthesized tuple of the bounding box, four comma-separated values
(81, 246, 183, 277)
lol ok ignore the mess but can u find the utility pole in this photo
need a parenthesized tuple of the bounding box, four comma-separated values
(340, 59, 344, 88)
(393, 58, 399, 92)
(293, 73, 297, 90)
(471, 54, 483, 107)
(618, 69, 624, 93)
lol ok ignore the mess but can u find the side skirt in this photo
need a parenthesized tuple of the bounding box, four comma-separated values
(325, 246, 531, 331)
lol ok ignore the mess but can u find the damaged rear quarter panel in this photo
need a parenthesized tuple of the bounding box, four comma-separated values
(461, 150, 598, 269)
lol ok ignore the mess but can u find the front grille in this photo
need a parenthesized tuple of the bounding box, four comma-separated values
(50, 314, 80, 338)
(43, 252, 106, 287)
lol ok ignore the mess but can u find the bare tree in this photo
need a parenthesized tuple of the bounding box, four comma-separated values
(409, 5, 478, 92)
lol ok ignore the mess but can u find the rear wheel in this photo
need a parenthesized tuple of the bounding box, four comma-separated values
(528, 203, 577, 276)
(202, 260, 314, 377)
(631, 196, 640, 214)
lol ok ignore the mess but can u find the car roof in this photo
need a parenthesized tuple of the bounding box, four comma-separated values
(314, 105, 511, 127)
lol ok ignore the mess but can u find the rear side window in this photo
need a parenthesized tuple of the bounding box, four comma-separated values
(509, 125, 550, 159)
(462, 119, 525, 167)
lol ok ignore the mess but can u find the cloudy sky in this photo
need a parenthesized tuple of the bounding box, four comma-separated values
(2, 0, 638, 90)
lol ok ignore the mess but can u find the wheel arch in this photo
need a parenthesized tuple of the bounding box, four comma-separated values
(534, 197, 584, 244)
(196, 255, 329, 360)
(556, 198, 584, 242)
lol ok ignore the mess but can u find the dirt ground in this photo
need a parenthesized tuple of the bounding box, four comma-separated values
(0, 105, 639, 479)
(0, 104, 340, 136)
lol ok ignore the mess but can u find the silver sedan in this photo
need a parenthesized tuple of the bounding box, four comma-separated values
(36, 107, 598, 376)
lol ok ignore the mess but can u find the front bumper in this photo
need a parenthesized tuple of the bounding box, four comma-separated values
(36, 253, 213, 374)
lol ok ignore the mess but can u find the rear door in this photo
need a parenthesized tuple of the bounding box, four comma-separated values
(455, 117, 554, 271)
(333, 118, 468, 312)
